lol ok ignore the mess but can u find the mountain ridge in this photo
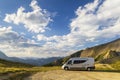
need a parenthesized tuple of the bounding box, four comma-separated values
(45, 38, 120, 66)
(0, 51, 61, 66)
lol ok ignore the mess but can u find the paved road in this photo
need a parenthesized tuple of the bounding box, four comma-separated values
(26, 70, 120, 80)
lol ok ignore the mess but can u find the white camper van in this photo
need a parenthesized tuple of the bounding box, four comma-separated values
(62, 57, 95, 71)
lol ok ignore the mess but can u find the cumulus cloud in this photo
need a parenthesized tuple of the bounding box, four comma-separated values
(36, 0, 120, 57)
(4, 0, 52, 33)
(70, 0, 120, 40)
(0, 26, 43, 58)
(0, 26, 19, 43)
(1, 0, 120, 58)
(0, 26, 70, 58)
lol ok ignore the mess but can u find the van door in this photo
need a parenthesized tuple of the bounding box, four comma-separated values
(66, 60, 73, 69)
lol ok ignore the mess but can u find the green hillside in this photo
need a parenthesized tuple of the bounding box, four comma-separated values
(45, 39, 120, 70)
(80, 39, 120, 63)
(0, 58, 33, 68)
(0, 58, 60, 80)
(0, 58, 34, 80)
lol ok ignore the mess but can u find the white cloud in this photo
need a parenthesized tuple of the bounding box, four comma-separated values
(1, 0, 120, 58)
(36, 0, 120, 57)
(70, 0, 120, 40)
(0, 26, 70, 58)
(4, 0, 52, 33)
(0, 26, 12, 32)
(0, 26, 19, 43)
(37, 34, 48, 41)
(0, 26, 42, 58)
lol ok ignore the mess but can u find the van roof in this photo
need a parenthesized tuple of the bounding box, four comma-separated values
(69, 57, 94, 60)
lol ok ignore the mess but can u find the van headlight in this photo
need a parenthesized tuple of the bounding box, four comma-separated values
(62, 64, 65, 69)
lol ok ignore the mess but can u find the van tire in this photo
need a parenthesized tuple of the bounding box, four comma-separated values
(87, 67, 91, 71)
(64, 67, 69, 70)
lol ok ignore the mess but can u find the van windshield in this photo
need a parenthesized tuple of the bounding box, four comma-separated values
(67, 60, 72, 64)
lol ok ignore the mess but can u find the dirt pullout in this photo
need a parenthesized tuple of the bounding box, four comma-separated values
(26, 70, 120, 80)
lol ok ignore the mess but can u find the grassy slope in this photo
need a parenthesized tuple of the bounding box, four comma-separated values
(80, 39, 120, 63)
(45, 39, 120, 70)
(0, 58, 60, 80)
(0, 58, 32, 80)
(111, 61, 120, 70)
(0, 58, 34, 68)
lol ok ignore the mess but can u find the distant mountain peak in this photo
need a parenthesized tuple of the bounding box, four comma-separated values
(0, 51, 8, 59)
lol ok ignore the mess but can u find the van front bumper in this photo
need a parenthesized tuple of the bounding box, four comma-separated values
(61, 65, 65, 69)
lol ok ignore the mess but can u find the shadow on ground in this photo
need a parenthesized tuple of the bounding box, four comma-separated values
(67, 69, 120, 73)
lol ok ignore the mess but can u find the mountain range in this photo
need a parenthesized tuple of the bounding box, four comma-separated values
(0, 38, 120, 66)
(0, 51, 61, 66)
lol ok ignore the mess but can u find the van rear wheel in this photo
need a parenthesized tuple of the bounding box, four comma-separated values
(87, 67, 91, 71)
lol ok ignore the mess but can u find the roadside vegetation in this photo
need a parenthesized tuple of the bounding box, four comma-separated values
(111, 61, 120, 70)
(0, 66, 60, 80)
(0, 58, 60, 80)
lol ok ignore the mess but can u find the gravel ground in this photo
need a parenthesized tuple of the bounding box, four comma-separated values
(25, 70, 120, 80)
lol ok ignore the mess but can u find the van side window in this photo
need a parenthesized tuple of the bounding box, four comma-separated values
(67, 60, 72, 64)
(73, 60, 87, 64)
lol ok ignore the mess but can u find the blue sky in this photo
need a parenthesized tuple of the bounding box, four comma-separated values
(0, 0, 120, 58)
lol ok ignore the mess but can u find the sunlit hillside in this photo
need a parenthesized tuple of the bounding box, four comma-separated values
(46, 39, 120, 70)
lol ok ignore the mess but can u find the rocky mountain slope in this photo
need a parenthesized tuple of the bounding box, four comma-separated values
(80, 38, 120, 63)
(46, 38, 120, 66)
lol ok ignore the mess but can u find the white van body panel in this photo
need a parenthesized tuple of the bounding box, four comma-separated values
(62, 57, 95, 70)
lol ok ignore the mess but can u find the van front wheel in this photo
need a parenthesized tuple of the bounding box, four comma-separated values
(87, 67, 91, 71)
(64, 67, 69, 70)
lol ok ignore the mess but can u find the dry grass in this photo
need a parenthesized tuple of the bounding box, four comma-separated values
(0, 66, 61, 80)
